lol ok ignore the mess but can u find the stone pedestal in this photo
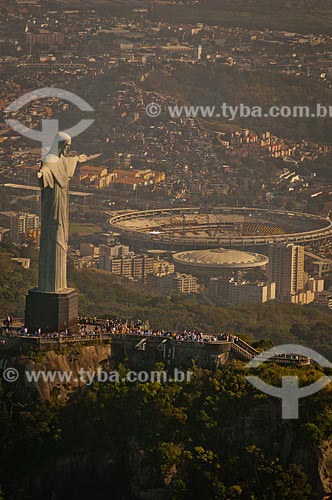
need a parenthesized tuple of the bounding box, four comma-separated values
(25, 288, 78, 332)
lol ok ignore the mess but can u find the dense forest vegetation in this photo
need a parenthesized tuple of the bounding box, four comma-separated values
(0, 362, 331, 499)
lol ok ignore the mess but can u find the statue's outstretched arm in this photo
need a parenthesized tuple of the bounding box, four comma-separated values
(77, 153, 101, 163)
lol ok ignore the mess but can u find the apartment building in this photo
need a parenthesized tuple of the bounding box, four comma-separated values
(0, 211, 40, 244)
(267, 244, 305, 301)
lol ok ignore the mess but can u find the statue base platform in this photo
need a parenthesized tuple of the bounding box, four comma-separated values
(25, 288, 78, 333)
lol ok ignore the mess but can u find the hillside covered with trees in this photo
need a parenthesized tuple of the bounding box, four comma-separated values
(147, 1, 332, 35)
(142, 66, 332, 144)
(0, 361, 331, 499)
(1, 244, 332, 358)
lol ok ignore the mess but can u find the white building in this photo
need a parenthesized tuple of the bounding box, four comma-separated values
(267, 244, 305, 301)
(228, 280, 276, 304)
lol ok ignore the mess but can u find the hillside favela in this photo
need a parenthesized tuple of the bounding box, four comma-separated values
(2, 0, 332, 499)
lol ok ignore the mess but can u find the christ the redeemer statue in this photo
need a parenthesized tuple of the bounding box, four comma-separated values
(37, 132, 99, 293)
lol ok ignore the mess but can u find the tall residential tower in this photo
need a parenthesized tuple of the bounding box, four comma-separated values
(267, 244, 307, 302)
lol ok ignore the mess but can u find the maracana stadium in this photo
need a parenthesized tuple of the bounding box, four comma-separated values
(109, 207, 332, 252)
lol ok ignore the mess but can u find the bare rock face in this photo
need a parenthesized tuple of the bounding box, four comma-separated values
(4, 344, 111, 401)
(318, 440, 332, 498)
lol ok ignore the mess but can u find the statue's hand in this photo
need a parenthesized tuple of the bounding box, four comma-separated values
(78, 153, 101, 163)
(88, 153, 102, 160)
(78, 154, 89, 163)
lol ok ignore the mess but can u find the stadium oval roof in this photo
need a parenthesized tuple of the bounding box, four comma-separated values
(173, 248, 269, 270)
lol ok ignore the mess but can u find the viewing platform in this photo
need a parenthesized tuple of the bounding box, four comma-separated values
(0, 318, 311, 369)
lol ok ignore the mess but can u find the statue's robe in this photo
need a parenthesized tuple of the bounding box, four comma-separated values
(37, 153, 77, 293)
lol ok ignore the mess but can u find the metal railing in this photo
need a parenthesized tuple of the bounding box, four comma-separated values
(231, 342, 253, 360)
(0, 320, 312, 366)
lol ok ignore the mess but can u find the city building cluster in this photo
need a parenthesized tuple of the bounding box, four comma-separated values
(0, 1, 332, 308)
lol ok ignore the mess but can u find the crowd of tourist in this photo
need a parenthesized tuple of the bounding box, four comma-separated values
(83, 318, 213, 343)
(0, 316, 242, 345)
(79, 319, 242, 344)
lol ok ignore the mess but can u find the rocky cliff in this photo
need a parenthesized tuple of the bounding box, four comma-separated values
(1, 343, 111, 401)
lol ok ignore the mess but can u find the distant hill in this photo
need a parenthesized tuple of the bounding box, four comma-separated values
(141, 66, 332, 144)
(148, 1, 332, 35)
(200, 0, 332, 6)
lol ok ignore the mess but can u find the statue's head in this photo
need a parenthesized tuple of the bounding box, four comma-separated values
(48, 132, 72, 158)
(57, 132, 72, 157)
